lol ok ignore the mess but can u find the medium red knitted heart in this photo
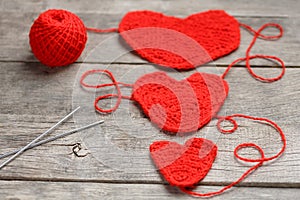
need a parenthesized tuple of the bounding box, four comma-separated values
(150, 138, 217, 187)
(131, 72, 229, 133)
(119, 10, 240, 70)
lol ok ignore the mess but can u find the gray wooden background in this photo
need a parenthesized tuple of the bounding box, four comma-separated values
(0, 0, 299, 199)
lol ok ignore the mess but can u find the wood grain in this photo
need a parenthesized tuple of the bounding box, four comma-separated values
(0, 12, 299, 66)
(0, 0, 299, 199)
(2, 0, 300, 16)
(1, 181, 300, 200)
(0, 62, 298, 122)
(0, 63, 299, 186)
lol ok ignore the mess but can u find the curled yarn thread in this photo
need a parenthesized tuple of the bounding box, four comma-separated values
(80, 22, 285, 114)
(178, 114, 286, 197)
(80, 69, 132, 113)
(79, 21, 287, 197)
(30, 9, 285, 73)
(221, 23, 285, 82)
(80, 70, 228, 133)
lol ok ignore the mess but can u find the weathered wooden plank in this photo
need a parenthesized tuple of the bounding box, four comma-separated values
(2, 0, 300, 17)
(0, 62, 298, 122)
(1, 117, 298, 186)
(1, 0, 299, 198)
(0, 112, 299, 186)
(0, 62, 77, 117)
(0, 62, 299, 185)
(0, 11, 299, 66)
(1, 181, 300, 200)
(49, 0, 300, 17)
(0, 0, 46, 12)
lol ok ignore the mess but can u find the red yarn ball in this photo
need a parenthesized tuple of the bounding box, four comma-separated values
(29, 9, 87, 67)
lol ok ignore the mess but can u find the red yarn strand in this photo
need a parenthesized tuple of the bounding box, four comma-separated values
(239, 23, 283, 40)
(221, 23, 285, 82)
(86, 27, 118, 33)
(180, 160, 263, 197)
(80, 69, 132, 113)
(180, 114, 286, 197)
(217, 114, 286, 162)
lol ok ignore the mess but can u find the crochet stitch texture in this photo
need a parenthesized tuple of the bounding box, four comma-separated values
(119, 10, 240, 69)
(150, 138, 217, 187)
(131, 71, 229, 133)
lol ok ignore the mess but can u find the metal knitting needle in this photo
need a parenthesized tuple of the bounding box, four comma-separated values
(0, 120, 104, 160)
(0, 106, 80, 170)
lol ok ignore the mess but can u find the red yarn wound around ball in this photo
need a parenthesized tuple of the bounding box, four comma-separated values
(29, 9, 87, 67)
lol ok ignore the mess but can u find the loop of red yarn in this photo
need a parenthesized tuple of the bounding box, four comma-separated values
(180, 114, 286, 197)
(80, 69, 132, 113)
(216, 116, 238, 133)
(29, 9, 88, 67)
(234, 143, 265, 163)
(221, 23, 285, 82)
(224, 114, 286, 162)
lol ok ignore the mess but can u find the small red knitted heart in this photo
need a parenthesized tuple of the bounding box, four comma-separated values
(119, 10, 240, 70)
(150, 138, 217, 187)
(131, 72, 229, 133)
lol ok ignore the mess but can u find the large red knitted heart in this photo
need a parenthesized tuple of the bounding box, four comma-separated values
(119, 10, 240, 70)
(150, 138, 217, 187)
(131, 72, 229, 133)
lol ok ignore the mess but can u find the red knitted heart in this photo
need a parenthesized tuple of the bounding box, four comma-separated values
(131, 72, 229, 133)
(119, 10, 240, 70)
(150, 138, 217, 187)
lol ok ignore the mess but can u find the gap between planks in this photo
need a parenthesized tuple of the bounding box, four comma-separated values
(0, 176, 299, 188)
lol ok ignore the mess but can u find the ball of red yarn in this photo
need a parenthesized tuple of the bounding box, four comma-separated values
(29, 9, 87, 67)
